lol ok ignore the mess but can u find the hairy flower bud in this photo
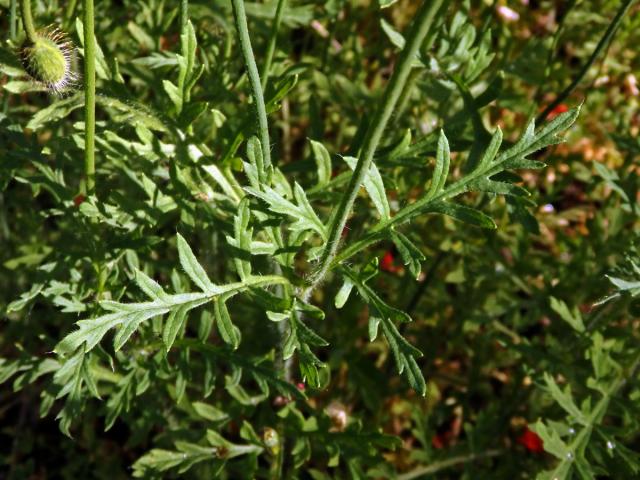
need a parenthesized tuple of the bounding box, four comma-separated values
(20, 27, 76, 94)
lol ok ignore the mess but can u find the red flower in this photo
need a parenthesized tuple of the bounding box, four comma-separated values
(547, 103, 569, 119)
(517, 427, 544, 453)
(73, 194, 86, 207)
(431, 434, 445, 449)
(380, 251, 396, 273)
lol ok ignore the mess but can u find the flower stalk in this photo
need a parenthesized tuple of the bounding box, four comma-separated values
(20, 0, 36, 42)
(83, 0, 96, 194)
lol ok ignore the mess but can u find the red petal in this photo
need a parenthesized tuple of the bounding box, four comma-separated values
(380, 251, 395, 272)
(517, 427, 544, 453)
(73, 194, 86, 207)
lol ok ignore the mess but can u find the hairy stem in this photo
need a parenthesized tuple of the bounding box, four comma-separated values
(305, 0, 446, 296)
(20, 0, 37, 43)
(179, 0, 188, 31)
(261, 0, 287, 91)
(84, 0, 96, 194)
(537, 0, 635, 123)
(231, 0, 271, 175)
(231, 3, 283, 475)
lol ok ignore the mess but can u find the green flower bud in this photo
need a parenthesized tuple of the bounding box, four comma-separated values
(20, 27, 76, 94)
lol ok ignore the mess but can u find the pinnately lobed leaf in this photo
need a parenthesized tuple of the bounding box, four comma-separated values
(54, 235, 289, 356)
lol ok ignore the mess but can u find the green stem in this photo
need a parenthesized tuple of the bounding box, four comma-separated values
(230, 0, 271, 175)
(179, 0, 189, 31)
(536, 0, 635, 123)
(530, 0, 578, 116)
(393, 68, 421, 126)
(10, 0, 17, 40)
(261, 0, 287, 91)
(397, 449, 504, 480)
(405, 252, 445, 315)
(305, 0, 446, 295)
(230, 4, 282, 475)
(63, 0, 78, 29)
(20, 0, 37, 43)
(84, 0, 96, 195)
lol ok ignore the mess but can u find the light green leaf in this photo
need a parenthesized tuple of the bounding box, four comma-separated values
(425, 130, 451, 200)
(550, 297, 585, 332)
(335, 278, 354, 309)
(27, 93, 83, 130)
(428, 201, 497, 229)
(135, 270, 169, 302)
(390, 230, 425, 279)
(162, 304, 191, 351)
(202, 164, 241, 203)
(132, 444, 215, 477)
(476, 127, 503, 171)
(381, 18, 405, 49)
(214, 298, 241, 349)
(192, 402, 229, 422)
(379, 0, 399, 8)
(310, 140, 332, 187)
(544, 373, 588, 425)
(177, 233, 216, 292)
(343, 156, 391, 220)
(245, 185, 327, 239)
(344, 267, 425, 395)
(163, 80, 183, 111)
(55, 274, 287, 356)
(469, 178, 530, 197)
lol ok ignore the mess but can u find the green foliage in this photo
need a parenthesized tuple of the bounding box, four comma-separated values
(1, 0, 639, 478)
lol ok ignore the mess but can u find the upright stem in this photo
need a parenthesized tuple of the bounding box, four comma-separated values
(84, 0, 96, 195)
(230, 3, 282, 476)
(261, 0, 287, 91)
(63, 0, 78, 30)
(305, 0, 446, 295)
(20, 0, 37, 43)
(179, 0, 189, 31)
(536, 0, 636, 123)
(10, 0, 17, 40)
(230, 0, 271, 173)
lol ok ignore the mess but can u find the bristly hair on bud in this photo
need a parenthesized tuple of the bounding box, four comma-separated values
(20, 26, 78, 95)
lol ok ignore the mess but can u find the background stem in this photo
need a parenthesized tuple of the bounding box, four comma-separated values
(230, 0, 271, 173)
(84, 0, 96, 195)
(10, 0, 17, 40)
(306, 0, 446, 296)
(536, 0, 635, 123)
(260, 0, 287, 91)
(63, 0, 78, 29)
(397, 449, 504, 480)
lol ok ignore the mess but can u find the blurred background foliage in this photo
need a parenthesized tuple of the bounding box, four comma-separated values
(1, 0, 639, 478)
